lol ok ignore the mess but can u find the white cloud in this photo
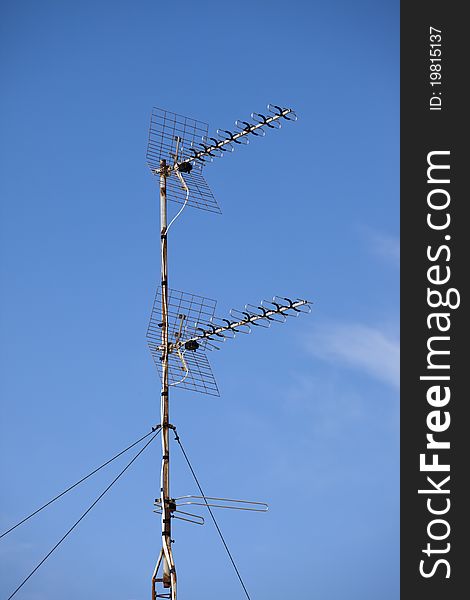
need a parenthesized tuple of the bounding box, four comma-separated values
(306, 322, 400, 388)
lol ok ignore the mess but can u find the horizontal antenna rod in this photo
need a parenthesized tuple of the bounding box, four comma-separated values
(177, 298, 310, 350)
(151, 105, 296, 174)
(183, 107, 294, 165)
(173, 496, 268, 513)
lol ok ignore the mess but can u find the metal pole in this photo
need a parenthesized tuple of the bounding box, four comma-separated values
(153, 159, 177, 600)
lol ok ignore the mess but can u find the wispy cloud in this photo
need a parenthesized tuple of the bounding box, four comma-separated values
(306, 322, 399, 388)
(365, 229, 400, 265)
(356, 224, 400, 265)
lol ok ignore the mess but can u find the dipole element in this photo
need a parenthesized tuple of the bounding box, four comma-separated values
(152, 159, 177, 600)
(180, 297, 311, 349)
(179, 105, 296, 168)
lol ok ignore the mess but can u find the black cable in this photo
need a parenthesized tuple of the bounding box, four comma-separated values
(1, 426, 160, 540)
(172, 428, 252, 600)
(6, 428, 161, 600)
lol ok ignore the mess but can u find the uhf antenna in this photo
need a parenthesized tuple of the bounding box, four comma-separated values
(146, 104, 310, 599)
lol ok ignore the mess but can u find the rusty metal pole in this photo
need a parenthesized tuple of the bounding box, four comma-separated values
(152, 158, 177, 600)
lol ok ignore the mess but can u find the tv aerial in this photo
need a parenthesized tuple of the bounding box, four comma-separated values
(145, 104, 310, 600)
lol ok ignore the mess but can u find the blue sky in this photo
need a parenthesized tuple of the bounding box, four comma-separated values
(0, 1, 399, 599)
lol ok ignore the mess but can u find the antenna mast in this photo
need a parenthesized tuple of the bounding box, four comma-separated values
(147, 105, 309, 600)
(151, 157, 176, 597)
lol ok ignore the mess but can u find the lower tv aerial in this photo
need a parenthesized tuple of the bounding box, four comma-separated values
(146, 104, 310, 600)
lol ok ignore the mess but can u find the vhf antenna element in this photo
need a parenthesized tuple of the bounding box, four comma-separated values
(146, 104, 310, 600)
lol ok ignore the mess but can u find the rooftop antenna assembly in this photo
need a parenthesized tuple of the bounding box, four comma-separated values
(146, 104, 310, 600)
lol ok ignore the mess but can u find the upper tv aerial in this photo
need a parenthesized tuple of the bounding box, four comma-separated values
(146, 104, 296, 214)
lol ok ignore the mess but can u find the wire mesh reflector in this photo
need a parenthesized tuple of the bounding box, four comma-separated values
(167, 170, 219, 213)
(146, 107, 221, 214)
(147, 108, 209, 168)
(147, 287, 219, 396)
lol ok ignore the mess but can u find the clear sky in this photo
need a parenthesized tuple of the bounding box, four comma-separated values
(0, 1, 399, 599)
